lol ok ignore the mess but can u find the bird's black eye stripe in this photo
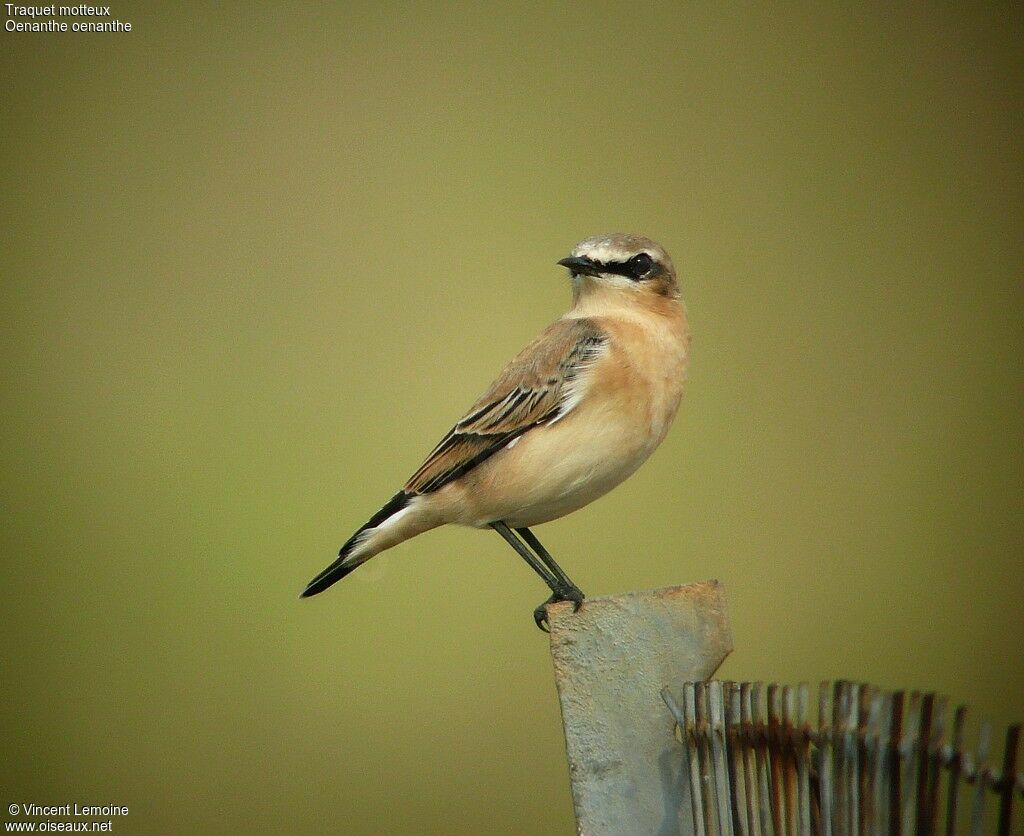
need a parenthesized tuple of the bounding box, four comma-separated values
(597, 253, 657, 281)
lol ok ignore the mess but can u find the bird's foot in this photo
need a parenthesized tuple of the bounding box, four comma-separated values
(533, 586, 585, 632)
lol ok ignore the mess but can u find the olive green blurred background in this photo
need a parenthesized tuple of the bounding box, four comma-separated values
(2, 2, 1021, 833)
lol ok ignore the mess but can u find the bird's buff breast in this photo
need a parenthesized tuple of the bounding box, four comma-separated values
(446, 310, 688, 529)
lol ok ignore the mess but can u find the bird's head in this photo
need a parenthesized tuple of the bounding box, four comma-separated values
(558, 234, 678, 304)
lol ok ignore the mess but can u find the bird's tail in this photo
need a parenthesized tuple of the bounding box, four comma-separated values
(300, 491, 436, 598)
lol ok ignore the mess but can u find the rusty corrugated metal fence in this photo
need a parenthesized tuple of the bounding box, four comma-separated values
(662, 681, 1022, 835)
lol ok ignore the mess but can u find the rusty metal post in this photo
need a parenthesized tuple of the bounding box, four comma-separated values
(547, 580, 733, 834)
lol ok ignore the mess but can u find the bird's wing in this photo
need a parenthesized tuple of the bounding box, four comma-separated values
(404, 317, 609, 494)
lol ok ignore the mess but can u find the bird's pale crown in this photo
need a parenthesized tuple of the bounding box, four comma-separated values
(570, 233, 671, 268)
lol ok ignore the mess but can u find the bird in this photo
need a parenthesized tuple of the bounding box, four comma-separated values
(301, 233, 690, 630)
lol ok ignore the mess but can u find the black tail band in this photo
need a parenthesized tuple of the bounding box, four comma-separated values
(299, 491, 411, 598)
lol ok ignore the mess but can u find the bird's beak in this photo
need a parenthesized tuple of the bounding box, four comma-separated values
(557, 256, 602, 277)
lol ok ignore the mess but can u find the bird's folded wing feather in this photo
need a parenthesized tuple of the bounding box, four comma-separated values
(404, 317, 609, 494)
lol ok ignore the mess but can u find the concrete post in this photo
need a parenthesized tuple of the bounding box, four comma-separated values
(547, 580, 733, 835)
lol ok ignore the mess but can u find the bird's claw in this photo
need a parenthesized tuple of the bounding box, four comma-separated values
(533, 587, 585, 632)
(534, 604, 551, 632)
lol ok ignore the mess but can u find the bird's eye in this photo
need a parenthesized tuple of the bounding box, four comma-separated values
(629, 253, 655, 279)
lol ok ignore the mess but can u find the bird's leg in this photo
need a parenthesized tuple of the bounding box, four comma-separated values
(490, 521, 583, 632)
(491, 521, 560, 589)
(515, 527, 585, 611)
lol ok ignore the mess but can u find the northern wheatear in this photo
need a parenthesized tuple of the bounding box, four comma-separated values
(302, 234, 690, 629)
